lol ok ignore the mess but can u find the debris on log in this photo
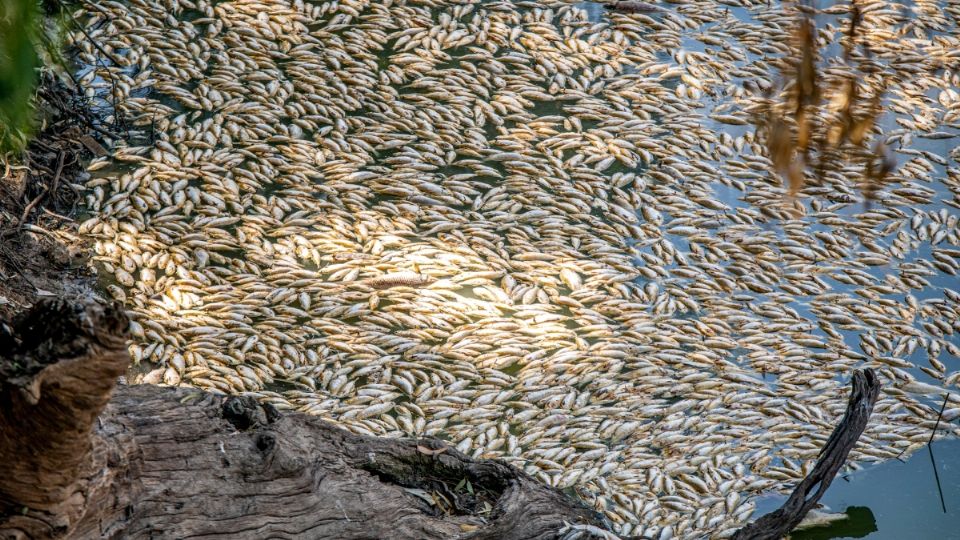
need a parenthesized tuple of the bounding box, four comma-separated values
(731, 368, 881, 540)
(0, 299, 610, 539)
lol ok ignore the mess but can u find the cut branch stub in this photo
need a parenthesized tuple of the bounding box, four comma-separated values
(0, 299, 129, 512)
(732, 368, 881, 540)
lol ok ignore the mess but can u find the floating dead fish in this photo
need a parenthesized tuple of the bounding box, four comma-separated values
(74, 0, 960, 536)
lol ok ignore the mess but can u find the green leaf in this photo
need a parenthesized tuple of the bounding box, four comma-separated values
(0, 0, 44, 153)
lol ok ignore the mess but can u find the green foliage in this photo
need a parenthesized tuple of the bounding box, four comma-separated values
(0, 0, 41, 153)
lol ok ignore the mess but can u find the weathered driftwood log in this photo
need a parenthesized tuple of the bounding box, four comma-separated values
(732, 368, 881, 540)
(0, 299, 608, 539)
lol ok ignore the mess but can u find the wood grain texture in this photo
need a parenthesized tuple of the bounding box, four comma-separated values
(0, 299, 129, 539)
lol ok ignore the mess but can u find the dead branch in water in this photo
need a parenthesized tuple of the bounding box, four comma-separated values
(731, 369, 881, 540)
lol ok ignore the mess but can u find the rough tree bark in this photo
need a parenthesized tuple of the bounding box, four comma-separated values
(0, 299, 608, 539)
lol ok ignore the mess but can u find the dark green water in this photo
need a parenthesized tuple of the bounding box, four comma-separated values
(756, 438, 960, 539)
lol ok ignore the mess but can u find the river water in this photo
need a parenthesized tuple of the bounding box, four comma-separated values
(73, 0, 960, 536)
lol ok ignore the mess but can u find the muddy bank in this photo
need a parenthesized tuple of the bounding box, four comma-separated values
(0, 72, 111, 319)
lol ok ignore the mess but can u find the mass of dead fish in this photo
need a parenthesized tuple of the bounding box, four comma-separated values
(72, 0, 960, 537)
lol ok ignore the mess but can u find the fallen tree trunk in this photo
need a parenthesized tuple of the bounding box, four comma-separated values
(0, 299, 608, 539)
(732, 368, 881, 540)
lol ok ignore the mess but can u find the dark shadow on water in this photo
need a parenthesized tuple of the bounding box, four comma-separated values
(791, 507, 878, 540)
